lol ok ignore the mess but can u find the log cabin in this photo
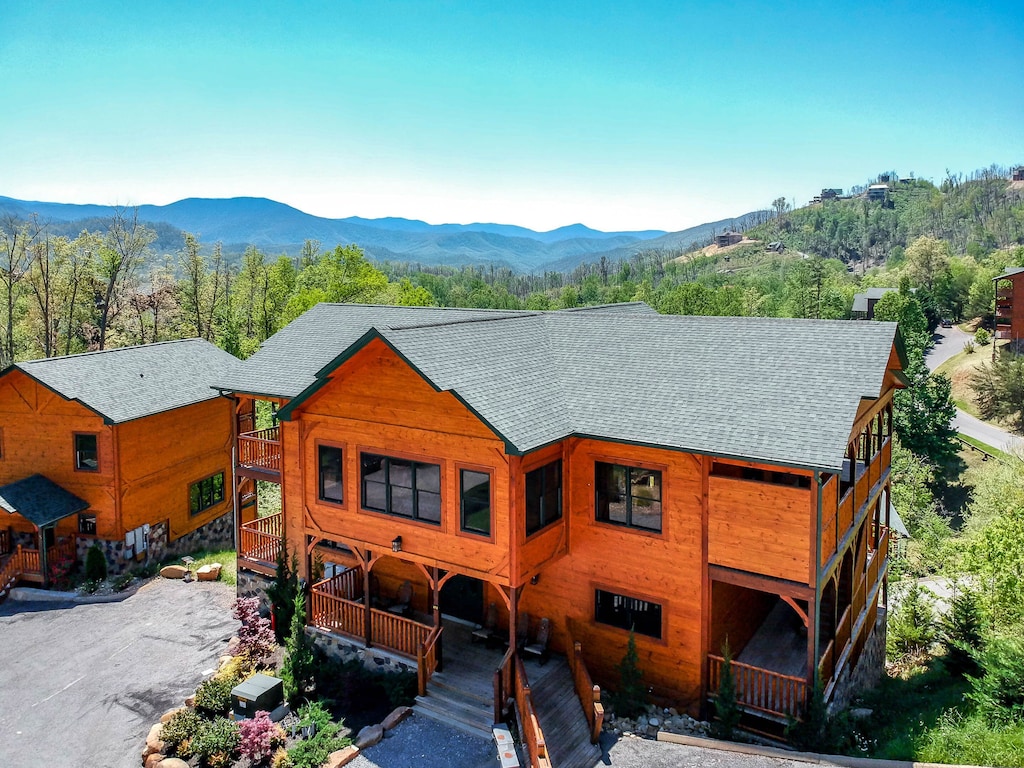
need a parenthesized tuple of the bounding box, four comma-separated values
(994, 267, 1024, 353)
(218, 302, 905, 740)
(0, 339, 238, 593)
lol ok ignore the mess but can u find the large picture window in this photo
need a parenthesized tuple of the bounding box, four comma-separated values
(595, 462, 662, 532)
(190, 472, 225, 515)
(361, 453, 441, 524)
(525, 459, 561, 536)
(75, 433, 98, 471)
(318, 445, 344, 504)
(595, 588, 662, 639)
(460, 469, 491, 536)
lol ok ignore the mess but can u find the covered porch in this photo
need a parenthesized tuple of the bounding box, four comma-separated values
(0, 474, 85, 593)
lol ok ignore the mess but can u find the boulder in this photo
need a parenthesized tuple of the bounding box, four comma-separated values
(159, 565, 187, 580)
(145, 723, 165, 755)
(144, 753, 165, 768)
(184, 694, 196, 707)
(325, 745, 360, 767)
(156, 759, 190, 768)
(355, 723, 383, 749)
(381, 705, 411, 731)
(159, 707, 181, 724)
(196, 563, 222, 581)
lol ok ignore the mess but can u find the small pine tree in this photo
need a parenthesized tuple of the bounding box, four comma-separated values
(84, 543, 108, 582)
(786, 675, 829, 751)
(613, 628, 646, 719)
(281, 584, 316, 706)
(942, 586, 983, 678)
(711, 638, 741, 739)
(265, 549, 298, 642)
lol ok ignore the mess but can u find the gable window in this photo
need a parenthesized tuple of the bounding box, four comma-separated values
(595, 462, 662, 532)
(361, 453, 441, 525)
(525, 459, 562, 536)
(190, 472, 225, 515)
(595, 588, 662, 639)
(78, 512, 97, 536)
(460, 469, 491, 536)
(75, 433, 98, 471)
(318, 445, 344, 504)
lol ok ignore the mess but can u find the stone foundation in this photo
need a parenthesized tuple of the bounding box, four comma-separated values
(307, 626, 415, 675)
(829, 607, 887, 715)
(74, 511, 234, 576)
(236, 568, 275, 615)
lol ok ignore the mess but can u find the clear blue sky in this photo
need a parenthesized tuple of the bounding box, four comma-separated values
(1, 1, 1021, 232)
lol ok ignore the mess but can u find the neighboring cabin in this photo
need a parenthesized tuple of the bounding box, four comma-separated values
(0, 339, 237, 588)
(715, 231, 744, 248)
(851, 287, 911, 320)
(219, 301, 905, 735)
(994, 266, 1024, 351)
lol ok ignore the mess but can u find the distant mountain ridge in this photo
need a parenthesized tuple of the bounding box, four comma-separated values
(0, 195, 761, 272)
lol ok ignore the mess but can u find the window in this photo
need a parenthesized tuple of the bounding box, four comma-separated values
(318, 445, 344, 504)
(190, 472, 225, 515)
(75, 433, 98, 471)
(525, 459, 561, 536)
(79, 512, 97, 535)
(461, 469, 491, 536)
(711, 461, 811, 489)
(595, 462, 662, 532)
(360, 453, 441, 524)
(595, 589, 663, 639)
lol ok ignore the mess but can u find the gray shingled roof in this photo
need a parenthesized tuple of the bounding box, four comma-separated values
(994, 267, 1024, 280)
(212, 302, 657, 398)
(252, 305, 900, 473)
(9, 339, 240, 424)
(0, 474, 89, 528)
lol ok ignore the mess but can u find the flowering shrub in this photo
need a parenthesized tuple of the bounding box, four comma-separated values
(232, 596, 276, 665)
(239, 710, 285, 763)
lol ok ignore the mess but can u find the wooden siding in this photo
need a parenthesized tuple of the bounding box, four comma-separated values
(0, 370, 115, 536)
(117, 396, 234, 538)
(518, 438, 705, 710)
(283, 339, 512, 583)
(708, 476, 812, 585)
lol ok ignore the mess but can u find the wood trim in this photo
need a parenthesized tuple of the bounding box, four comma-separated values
(454, 461, 496, 544)
(355, 444, 447, 533)
(699, 453, 710, 718)
(781, 595, 809, 628)
(590, 580, 669, 646)
(708, 564, 815, 600)
(72, 431, 100, 473)
(588, 450, 669, 540)
(312, 438, 349, 511)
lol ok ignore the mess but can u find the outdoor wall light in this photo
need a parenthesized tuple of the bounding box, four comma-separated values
(392, 536, 402, 552)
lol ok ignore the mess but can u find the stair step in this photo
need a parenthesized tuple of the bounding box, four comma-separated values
(429, 671, 493, 705)
(414, 695, 492, 738)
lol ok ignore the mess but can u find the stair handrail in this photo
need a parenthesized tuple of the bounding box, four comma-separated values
(566, 620, 605, 743)
(417, 623, 443, 697)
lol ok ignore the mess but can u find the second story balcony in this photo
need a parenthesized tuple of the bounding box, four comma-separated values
(238, 425, 282, 481)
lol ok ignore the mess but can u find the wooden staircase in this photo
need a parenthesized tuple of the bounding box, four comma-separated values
(530, 661, 601, 768)
(0, 549, 24, 603)
(415, 669, 495, 737)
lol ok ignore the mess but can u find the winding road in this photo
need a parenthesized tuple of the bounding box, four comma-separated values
(924, 325, 1023, 454)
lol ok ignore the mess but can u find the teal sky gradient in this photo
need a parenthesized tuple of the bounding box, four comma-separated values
(1, 1, 1021, 231)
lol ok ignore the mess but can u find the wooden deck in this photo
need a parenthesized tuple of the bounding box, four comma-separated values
(737, 600, 807, 678)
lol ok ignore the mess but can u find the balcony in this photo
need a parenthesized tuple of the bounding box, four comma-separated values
(237, 426, 282, 481)
(238, 512, 283, 571)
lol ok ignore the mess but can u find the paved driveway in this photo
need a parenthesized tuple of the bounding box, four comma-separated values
(0, 579, 237, 768)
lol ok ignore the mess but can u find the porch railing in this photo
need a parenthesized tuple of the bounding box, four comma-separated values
(418, 624, 443, 696)
(566, 623, 604, 744)
(707, 654, 808, 721)
(817, 638, 835, 684)
(239, 512, 283, 565)
(0, 545, 24, 599)
(310, 585, 365, 641)
(238, 426, 282, 473)
(20, 547, 41, 574)
(495, 648, 515, 724)
(514, 655, 552, 768)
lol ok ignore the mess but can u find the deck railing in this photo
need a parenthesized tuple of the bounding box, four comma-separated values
(566, 621, 604, 744)
(239, 513, 283, 565)
(495, 647, 515, 724)
(0, 529, 9, 556)
(20, 547, 41, 574)
(310, 587, 365, 641)
(817, 639, 835, 684)
(370, 607, 432, 657)
(238, 426, 282, 474)
(0, 546, 24, 599)
(514, 655, 552, 768)
(835, 606, 852, 661)
(708, 654, 808, 721)
(418, 624, 443, 696)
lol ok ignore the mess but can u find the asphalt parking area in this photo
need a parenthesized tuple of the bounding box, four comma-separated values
(0, 578, 237, 768)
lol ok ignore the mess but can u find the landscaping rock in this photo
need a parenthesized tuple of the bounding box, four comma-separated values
(156, 759, 189, 768)
(325, 745, 360, 767)
(355, 723, 383, 749)
(144, 753, 165, 768)
(849, 707, 874, 719)
(196, 563, 222, 581)
(145, 723, 165, 755)
(381, 705, 412, 730)
(184, 694, 196, 707)
(159, 707, 181, 724)
(159, 565, 187, 579)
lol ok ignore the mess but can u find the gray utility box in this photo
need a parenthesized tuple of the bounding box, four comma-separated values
(230, 673, 288, 722)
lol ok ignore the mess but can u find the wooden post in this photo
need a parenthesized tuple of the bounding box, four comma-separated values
(508, 586, 518, 652)
(432, 566, 442, 672)
(39, 527, 49, 589)
(363, 558, 372, 647)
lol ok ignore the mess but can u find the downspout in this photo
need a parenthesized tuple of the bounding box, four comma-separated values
(813, 470, 823, 687)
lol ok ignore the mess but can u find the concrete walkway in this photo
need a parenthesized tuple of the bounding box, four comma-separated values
(924, 326, 1023, 453)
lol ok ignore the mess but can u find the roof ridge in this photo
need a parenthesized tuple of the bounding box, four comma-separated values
(18, 337, 208, 366)
(317, 302, 535, 314)
(381, 313, 543, 332)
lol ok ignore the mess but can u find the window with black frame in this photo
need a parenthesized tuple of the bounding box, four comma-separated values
(595, 462, 662, 532)
(525, 459, 562, 536)
(318, 445, 344, 504)
(361, 453, 441, 524)
(460, 469, 491, 536)
(594, 588, 662, 638)
(189, 472, 225, 515)
(75, 433, 98, 471)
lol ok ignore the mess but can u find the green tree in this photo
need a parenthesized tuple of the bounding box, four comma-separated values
(973, 353, 1024, 433)
(281, 582, 316, 706)
(710, 638, 741, 739)
(613, 629, 646, 719)
(265, 550, 299, 643)
(905, 235, 951, 292)
(98, 207, 155, 349)
(892, 357, 958, 463)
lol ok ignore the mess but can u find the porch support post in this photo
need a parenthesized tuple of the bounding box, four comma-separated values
(363, 555, 373, 647)
(811, 470, 822, 695)
(508, 585, 519, 652)
(431, 566, 441, 626)
(39, 526, 50, 589)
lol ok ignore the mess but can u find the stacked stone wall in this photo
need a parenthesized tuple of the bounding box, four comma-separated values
(829, 607, 887, 715)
